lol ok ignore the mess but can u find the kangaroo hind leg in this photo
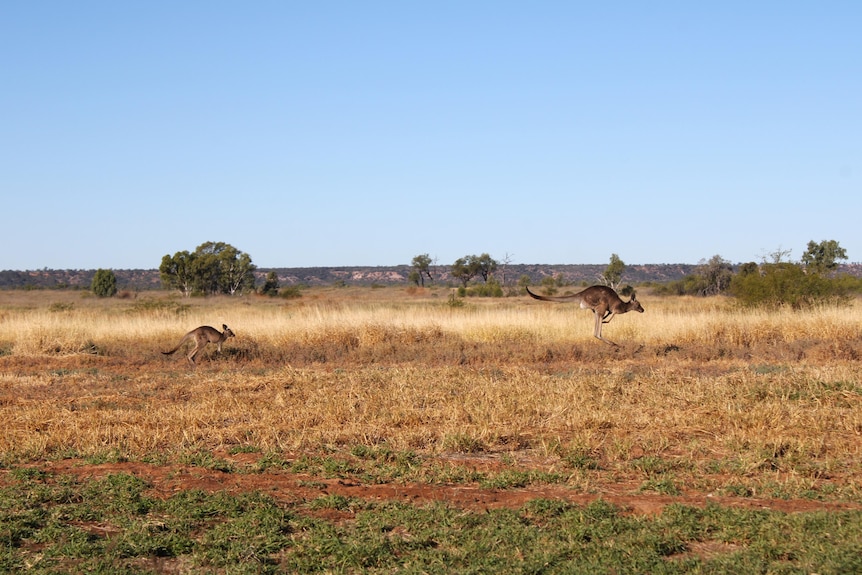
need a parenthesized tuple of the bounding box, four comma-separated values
(593, 310, 617, 346)
(187, 340, 207, 366)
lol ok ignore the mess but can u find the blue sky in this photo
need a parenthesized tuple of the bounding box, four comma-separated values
(2, 2, 860, 270)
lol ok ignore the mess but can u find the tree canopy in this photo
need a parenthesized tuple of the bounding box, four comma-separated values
(801, 240, 848, 275)
(410, 254, 434, 287)
(599, 254, 625, 289)
(696, 255, 734, 296)
(160, 242, 256, 297)
(451, 253, 498, 287)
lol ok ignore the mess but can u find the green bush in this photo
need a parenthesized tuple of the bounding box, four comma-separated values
(91, 269, 117, 298)
(539, 276, 558, 296)
(259, 271, 279, 296)
(464, 279, 504, 297)
(654, 275, 706, 296)
(730, 263, 852, 308)
(278, 286, 303, 299)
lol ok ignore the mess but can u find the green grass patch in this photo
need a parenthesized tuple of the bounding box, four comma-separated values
(178, 450, 235, 473)
(4, 468, 862, 574)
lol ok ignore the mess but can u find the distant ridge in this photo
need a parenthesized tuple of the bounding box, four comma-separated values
(3, 264, 862, 291)
(264, 264, 699, 287)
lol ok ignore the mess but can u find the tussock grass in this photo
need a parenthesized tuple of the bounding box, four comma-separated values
(2, 289, 860, 363)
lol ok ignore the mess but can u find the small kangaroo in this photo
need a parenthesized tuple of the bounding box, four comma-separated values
(162, 324, 235, 366)
(526, 285, 643, 345)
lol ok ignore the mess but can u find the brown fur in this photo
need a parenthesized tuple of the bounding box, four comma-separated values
(526, 285, 644, 345)
(162, 324, 235, 366)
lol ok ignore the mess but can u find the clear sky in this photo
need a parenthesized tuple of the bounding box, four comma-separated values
(2, 2, 860, 270)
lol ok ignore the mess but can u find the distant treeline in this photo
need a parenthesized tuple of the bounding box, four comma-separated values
(0, 269, 163, 291)
(0, 264, 697, 291)
(4, 263, 862, 292)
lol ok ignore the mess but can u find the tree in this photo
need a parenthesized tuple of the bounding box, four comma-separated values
(160, 242, 256, 296)
(474, 253, 498, 282)
(599, 254, 625, 289)
(451, 253, 499, 287)
(189, 247, 221, 295)
(216, 246, 256, 295)
(498, 252, 514, 286)
(696, 255, 734, 296)
(764, 246, 793, 264)
(656, 254, 733, 297)
(801, 239, 847, 276)
(411, 254, 433, 287)
(259, 271, 280, 296)
(91, 269, 117, 297)
(738, 262, 759, 277)
(451, 257, 477, 288)
(191, 241, 253, 295)
(160, 251, 197, 297)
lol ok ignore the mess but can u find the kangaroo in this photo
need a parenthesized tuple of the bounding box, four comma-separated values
(162, 324, 235, 366)
(526, 285, 643, 346)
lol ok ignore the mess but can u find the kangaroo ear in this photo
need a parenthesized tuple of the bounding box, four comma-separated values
(223, 324, 228, 330)
(630, 293, 637, 301)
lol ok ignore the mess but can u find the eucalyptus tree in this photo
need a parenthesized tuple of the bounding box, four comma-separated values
(160, 242, 256, 296)
(411, 253, 434, 287)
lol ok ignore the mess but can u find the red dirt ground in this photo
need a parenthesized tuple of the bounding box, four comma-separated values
(20, 456, 862, 519)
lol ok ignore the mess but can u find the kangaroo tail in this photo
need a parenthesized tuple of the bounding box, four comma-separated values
(525, 286, 580, 303)
(162, 333, 190, 355)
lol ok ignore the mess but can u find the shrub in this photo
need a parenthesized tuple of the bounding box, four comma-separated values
(539, 276, 558, 296)
(91, 269, 117, 298)
(259, 271, 279, 296)
(654, 255, 732, 296)
(730, 262, 851, 308)
(655, 275, 706, 296)
(464, 279, 504, 298)
(278, 286, 303, 299)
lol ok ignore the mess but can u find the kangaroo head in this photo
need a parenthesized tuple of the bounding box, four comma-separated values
(628, 294, 645, 313)
(223, 324, 236, 338)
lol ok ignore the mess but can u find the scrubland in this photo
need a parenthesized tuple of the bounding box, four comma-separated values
(2, 286, 862, 572)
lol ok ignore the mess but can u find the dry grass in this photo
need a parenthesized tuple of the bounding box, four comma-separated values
(2, 288, 859, 359)
(1, 286, 861, 500)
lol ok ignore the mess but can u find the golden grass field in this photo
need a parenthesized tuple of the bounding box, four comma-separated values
(1, 285, 861, 510)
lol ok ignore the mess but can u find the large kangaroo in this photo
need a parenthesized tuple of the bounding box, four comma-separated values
(526, 285, 643, 345)
(162, 324, 235, 366)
